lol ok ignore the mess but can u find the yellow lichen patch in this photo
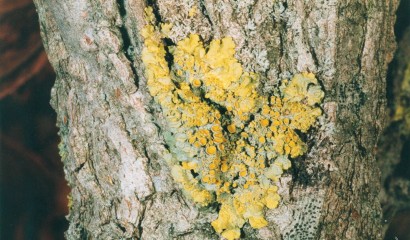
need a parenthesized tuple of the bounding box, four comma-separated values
(188, 6, 198, 17)
(260, 119, 270, 127)
(212, 199, 245, 240)
(282, 72, 324, 106)
(249, 216, 268, 229)
(160, 23, 173, 37)
(171, 165, 213, 206)
(227, 124, 236, 134)
(192, 79, 202, 87)
(140, 7, 324, 239)
(206, 146, 217, 155)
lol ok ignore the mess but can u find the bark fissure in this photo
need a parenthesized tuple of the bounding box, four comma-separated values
(199, 0, 214, 32)
(117, 0, 140, 87)
(146, 0, 162, 23)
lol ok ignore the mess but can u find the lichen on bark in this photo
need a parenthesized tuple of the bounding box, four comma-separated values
(33, 0, 398, 239)
(139, 9, 325, 237)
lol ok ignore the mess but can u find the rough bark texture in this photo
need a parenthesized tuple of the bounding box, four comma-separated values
(33, 0, 398, 239)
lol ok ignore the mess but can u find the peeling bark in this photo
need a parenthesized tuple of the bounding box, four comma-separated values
(33, 0, 398, 239)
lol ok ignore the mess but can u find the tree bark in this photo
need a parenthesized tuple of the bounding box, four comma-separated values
(33, 0, 398, 239)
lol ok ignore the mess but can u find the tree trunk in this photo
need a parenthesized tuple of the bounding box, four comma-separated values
(33, 0, 398, 239)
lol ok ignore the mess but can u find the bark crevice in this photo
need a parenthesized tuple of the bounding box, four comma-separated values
(117, 0, 140, 88)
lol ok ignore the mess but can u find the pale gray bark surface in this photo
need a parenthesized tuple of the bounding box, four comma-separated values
(34, 0, 398, 239)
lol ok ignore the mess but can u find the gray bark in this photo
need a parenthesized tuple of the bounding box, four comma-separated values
(34, 0, 398, 239)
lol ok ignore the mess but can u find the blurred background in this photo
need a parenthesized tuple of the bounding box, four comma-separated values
(0, 0, 69, 239)
(0, 0, 409, 239)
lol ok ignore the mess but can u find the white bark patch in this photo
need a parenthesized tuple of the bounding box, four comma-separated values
(317, 1, 338, 79)
(98, 28, 122, 53)
(76, 161, 101, 194)
(361, 12, 382, 73)
(157, 0, 213, 42)
(61, 0, 88, 24)
(104, 118, 153, 199)
(292, 2, 316, 72)
(268, 187, 325, 239)
(108, 53, 137, 93)
(128, 91, 159, 138)
(116, 196, 143, 234)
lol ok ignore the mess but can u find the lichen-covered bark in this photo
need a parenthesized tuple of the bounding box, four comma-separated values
(33, 0, 398, 239)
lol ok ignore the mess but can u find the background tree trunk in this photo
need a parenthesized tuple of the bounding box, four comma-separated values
(377, 2, 410, 237)
(33, 0, 398, 239)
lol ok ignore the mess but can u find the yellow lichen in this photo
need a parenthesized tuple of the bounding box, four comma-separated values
(160, 23, 173, 37)
(140, 7, 324, 239)
(188, 6, 198, 17)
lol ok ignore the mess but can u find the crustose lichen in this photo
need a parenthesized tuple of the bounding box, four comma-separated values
(140, 7, 324, 240)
